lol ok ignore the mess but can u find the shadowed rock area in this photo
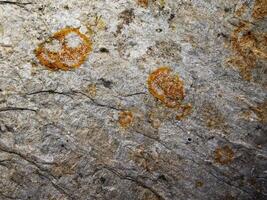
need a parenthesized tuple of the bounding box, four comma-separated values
(0, 0, 266, 199)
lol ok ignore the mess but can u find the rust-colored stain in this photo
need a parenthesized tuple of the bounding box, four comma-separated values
(35, 28, 92, 70)
(252, 0, 267, 20)
(228, 21, 267, 81)
(214, 145, 234, 165)
(148, 67, 192, 120)
(119, 111, 134, 127)
(137, 0, 149, 8)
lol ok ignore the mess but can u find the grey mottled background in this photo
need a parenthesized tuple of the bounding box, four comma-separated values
(0, 0, 266, 199)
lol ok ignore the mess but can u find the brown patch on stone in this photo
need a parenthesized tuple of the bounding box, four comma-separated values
(131, 146, 159, 172)
(214, 145, 234, 165)
(131, 146, 185, 183)
(227, 21, 267, 81)
(201, 103, 227, 131)
(252, 0, 267, 20)
(235, 3, 248, 17)
(250, 101, 267, 123)
(147, 41, 182, 63)
(147, 111, 162, 129)
(137, 0, 149, 8)
(119, 111, 134, 127)
(116, 9, 135, 34)
(35, 27, 92, 70)
(147, 67, 192, 120)
(140, 188, 160, 200)
(52, 153, 82, 177)
(176, 103, 193, 120)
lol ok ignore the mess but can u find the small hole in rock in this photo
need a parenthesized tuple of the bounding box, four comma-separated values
(99, 47, 109, 53)
(169, 13, 175, 21)
(224, 7, 230, 12)
(158, 174, 167, 181)
(100, 177, 106, 184)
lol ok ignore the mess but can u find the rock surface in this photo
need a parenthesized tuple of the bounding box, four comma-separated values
(0, 0, 266, 199)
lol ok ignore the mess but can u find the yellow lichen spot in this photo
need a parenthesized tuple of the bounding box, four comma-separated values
(86, 84, 97, 97)
(158, 0, 166, 8)
(86, 15, 107, 35)
(252, 0, 267, 20)
(35, 27, 92, 70)
(195, 180, 204, 188)
(147, 67, 192, 120)
(214, 145, 234, 165)
(119, 111, 134, 127)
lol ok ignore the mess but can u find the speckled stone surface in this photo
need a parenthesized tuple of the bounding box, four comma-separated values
(0, 0, 266, 199)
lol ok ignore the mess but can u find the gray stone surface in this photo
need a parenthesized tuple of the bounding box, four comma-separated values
(0, 0, 266, 199)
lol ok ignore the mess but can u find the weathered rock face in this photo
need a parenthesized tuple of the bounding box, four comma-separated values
(0, 0, 266, 199)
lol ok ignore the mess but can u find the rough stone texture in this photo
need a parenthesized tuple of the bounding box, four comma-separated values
(0, 0, 266, 200)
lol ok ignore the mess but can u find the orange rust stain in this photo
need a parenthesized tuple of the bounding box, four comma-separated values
(137, 0, 149, 8)
(119, 111, 134, 127)
(252, 0, 267, 20)
(148, 67, 192, 120)
(214, 145, 234, 165)
(228, 21, 267, 81)
(35, 28, 92, 70)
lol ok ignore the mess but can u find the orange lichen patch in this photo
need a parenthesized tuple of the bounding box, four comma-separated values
(228, 21, 267, 81)
(137, 0, 149, 8)
(148, 67, 192, 120)
(214, 145, 234, 165)
(119, 111, 134, 127)
(35, 27, 92, 70)
(252, 0, 267, 20)
(148, 67, 184, 108)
